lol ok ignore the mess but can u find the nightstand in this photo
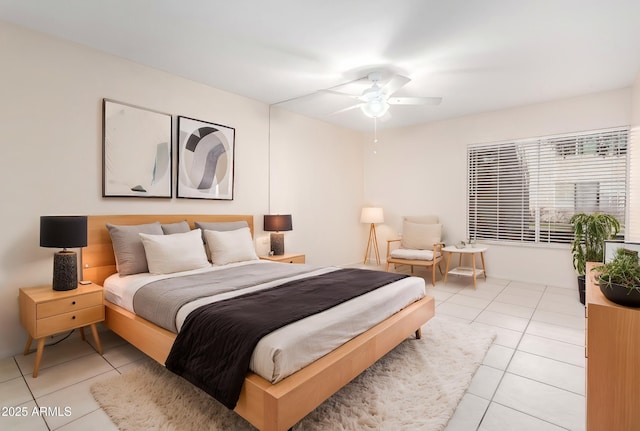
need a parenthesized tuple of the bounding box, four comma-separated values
(19, 283, 105, 377)
(260, 253, 306, 264)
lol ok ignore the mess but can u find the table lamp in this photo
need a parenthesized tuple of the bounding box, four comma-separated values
(40, 216, 88, 291)
(361, 207, 384, 264)
(263, 214, 292, 256)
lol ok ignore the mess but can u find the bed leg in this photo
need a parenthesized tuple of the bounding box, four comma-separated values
(415, 328, 422, 339)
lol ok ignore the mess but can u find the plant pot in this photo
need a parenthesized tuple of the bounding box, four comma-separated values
(598, 279, 640, 307)
(577, 275, 586, 305)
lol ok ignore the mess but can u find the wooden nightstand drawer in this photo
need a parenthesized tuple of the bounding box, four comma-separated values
(285, 255, 305, 264)
(260, 253, 306, 264)
(36, 305, 104, 338)
(37, 291, 103, 318)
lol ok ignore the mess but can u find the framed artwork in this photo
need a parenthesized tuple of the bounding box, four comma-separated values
(605, 240, 640, 263)
(177, 116, 235, 200)
(102, 99, 172, 198)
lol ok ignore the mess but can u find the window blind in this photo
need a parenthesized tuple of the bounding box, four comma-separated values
(467, 127, 628, 245)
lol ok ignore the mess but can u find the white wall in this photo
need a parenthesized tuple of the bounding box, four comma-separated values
(269, 107, 365, 266)
(365, 89, 632, 287)
(0, 22, 364, 358)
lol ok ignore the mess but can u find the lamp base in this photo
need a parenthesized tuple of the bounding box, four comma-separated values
(270, 233, 285, 256)
(52, 251, 78, 291)
(363, 223, 381, 265)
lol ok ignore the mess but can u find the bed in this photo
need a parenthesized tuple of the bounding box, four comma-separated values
(82, 214, 435, 431)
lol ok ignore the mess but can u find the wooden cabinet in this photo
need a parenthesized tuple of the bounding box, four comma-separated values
(585, 262, 640, 430)
(19, 283, 105, 377)
(259, 253, 306, 264)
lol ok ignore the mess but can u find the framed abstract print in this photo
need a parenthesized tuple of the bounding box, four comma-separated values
(102, 99, 172, 198)
(177, 116, 235, 200)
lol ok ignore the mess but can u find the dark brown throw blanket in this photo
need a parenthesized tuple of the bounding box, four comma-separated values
(165, 268, 409, 409)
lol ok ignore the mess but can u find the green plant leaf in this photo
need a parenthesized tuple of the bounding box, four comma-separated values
(570, 212, 620, 275)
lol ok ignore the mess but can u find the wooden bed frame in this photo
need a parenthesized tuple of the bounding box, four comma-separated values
(82, 214, 435, 431)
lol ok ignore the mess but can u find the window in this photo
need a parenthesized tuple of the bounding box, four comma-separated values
(467, 127, 628, 245)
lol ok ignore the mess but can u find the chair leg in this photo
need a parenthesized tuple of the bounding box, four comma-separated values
(431, 266, 436, 286)
(385, 262, 390, 272)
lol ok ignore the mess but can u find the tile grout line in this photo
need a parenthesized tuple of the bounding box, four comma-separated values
(471, 279, 515, 430)
(500, 369, 586, 398)
(487, 400, 573, 431)
(513, 347, 585, 369)
(12, 357, 51, 431)
(474, 282, 553, 430)
(476, 283, 585, 430)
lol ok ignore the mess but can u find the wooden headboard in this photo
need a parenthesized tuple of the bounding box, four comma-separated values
(82, 214, 254, 286)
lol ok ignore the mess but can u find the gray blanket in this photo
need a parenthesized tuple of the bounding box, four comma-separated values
(132, 263, 321, 332)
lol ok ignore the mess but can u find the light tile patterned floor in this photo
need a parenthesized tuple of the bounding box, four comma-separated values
(0, 267, 585, 430)
(426, 271, 586, 431)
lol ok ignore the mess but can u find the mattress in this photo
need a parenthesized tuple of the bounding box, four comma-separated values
(104, 260, 426, 383)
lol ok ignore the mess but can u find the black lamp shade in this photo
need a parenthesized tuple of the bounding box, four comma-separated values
(40, 216, 88, 249)
(263, 214, 293, 232)
(40, 216, 87, 291)
(263, 214, 292, 256)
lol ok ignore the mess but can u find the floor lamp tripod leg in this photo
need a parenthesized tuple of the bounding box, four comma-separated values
(371, 224, 380, 264)
(363, 230, 371, 264)
(363, 223, 381, 265)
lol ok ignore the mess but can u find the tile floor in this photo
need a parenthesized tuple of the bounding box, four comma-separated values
(434, 275, 586, 431)
(0, 269, 586, 431)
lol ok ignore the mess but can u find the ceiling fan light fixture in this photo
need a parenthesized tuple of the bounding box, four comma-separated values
(361, 97, 389, 118)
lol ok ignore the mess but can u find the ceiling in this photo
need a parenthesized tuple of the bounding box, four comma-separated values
(2, 0, 640, 131)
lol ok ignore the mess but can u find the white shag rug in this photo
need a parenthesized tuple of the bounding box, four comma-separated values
(91, 317, 495, 431)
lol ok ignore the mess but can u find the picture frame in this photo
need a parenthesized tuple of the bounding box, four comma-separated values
(177, 116, 235, 200)
(102, 99, 172, 198)
(604, 240, 640, 263)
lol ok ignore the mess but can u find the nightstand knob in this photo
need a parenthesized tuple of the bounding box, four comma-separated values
(72, 301, 76, 305)
(72, 315, 76, 320)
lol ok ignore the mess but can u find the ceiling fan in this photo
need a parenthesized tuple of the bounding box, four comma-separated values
(323, 71, 442, 118)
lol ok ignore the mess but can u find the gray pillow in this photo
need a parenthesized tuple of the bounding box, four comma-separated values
(106, 222, 163, 276)
(161, 221, 191, 235)
(194, 221, 249, 242)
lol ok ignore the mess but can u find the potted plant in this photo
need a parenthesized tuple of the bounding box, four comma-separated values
(570, 212, 620, 304)
(595, 248, 640, 307)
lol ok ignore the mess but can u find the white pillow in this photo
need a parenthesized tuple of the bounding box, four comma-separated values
(401, 222, 442, 250)
(139, 229, 210, 274)
(204, 227, 258, 265)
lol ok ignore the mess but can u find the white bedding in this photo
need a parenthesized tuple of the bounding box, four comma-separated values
(104, 260, 426, 383)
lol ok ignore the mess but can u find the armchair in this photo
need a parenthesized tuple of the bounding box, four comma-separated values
(386, 216, 444, 286)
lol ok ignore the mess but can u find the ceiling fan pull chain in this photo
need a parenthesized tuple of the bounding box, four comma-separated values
(373, 117, 379, 155)
(374, 117, 378, 143)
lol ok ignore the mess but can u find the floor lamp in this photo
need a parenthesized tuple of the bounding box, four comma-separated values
(361, 207, 383, 265)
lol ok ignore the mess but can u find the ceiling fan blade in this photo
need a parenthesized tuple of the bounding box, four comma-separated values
(327, 103, 363, 116)
(319, 89, 360, 99)
(381, 74, 411, 96)
(388, 96, 442, 106)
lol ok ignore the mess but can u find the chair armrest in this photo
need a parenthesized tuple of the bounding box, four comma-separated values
(433, 242, 445, 253)
(386, 239, 401, 258)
